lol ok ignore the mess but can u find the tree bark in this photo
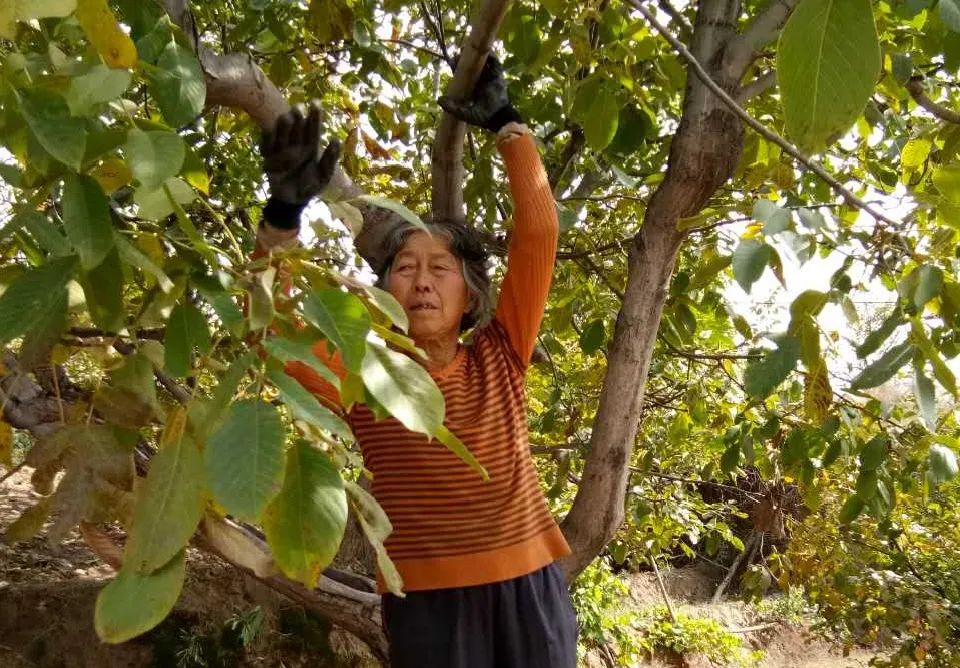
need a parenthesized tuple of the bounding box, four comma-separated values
(430, 0, 511, 223)
(560, 0, 755, 579)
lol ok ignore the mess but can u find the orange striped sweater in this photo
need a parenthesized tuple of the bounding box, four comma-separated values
(276, 125, 570, 592)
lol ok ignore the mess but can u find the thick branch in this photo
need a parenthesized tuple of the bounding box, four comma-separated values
(724, 0, 800, 75)
(161, 0, 403, 273)
(907, 76, 960, 125)
(627, 0, 900, 228)
(430, 0, 511, 222)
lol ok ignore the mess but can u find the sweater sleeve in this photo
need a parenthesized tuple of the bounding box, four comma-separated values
(493, 124, 559, 368)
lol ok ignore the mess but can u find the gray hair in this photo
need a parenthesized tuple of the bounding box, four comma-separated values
(374, 222, 492, 332)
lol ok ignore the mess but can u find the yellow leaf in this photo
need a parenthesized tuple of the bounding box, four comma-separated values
(75, 0, 137, 69)
(0, 3, 16, 40)
(16, 0, 76, 20)
(742, 222, 764, 240)
(0, 420, 12, 467)
(92, 157, 132, 193)
(804, 359, 833, 424)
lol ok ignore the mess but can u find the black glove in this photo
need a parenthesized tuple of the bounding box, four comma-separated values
(438, 55, 523, 133)
(261, 102, 341, 229)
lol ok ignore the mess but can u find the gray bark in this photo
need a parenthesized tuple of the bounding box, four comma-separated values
(560, 0, 756, 579)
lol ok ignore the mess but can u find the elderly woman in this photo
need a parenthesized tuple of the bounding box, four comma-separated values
(257, 57, 577, 668)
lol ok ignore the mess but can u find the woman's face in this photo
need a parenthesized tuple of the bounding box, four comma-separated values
(387, 231, 470, 343)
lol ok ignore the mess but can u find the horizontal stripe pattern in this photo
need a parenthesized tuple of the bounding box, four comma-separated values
(282, 131, 569, 591)
(350, 321, 568, 582)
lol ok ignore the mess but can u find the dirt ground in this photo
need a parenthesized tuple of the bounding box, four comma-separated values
(0, 467, 377, 668)
(2, 467, 876, 668)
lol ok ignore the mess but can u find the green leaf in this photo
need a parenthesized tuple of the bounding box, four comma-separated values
(263, 336, 341, 390)
(302, 289, 371, 373)
(205, 399, 286, 523)
(914, 365, 937, 430)
(720, 443, 741, 474)
(0, 255, 76, 345)
(263, 441, 348, 587)
(345, 481, 403, 595)
(732, 239, 771, 293)
(777, 0, 881, 151)
(115, 233, 174, 293)
(164, 301, 212, 378)
(124, 411, 205, 573)
(20, 211, 72, 256)
(361, 341, 444, 437)
(838, 494, 864, 524)
(856, 309, 902, 358)
(19, 89, 87, 171)
(150, 40, 206, 127)
(913, 264, 944, 310)
(66, 65, 131, 116)
(910, 319, 958, 397)
(743, 335, 801, 398)
(267, 367, 352, 439)
(753, 200, 791, 236)
(350, 195, 426, 231)
(579, 319, 605, 355)
(97, 351, 160, 428)
(62, 174, 115, 271)
(608, 105, 655, 157)
(859, 434, 888, 471)
(95, 550, 185, 643)
(927, 442, 959, 484)
(124, 129, 186, 190)
(194, 275, 244, 335)
(849, 341, 914, 390)
(79, 247, 124, 332)
(942, 0, 960, 31)
(363, 286, 408, 333)
(435, 425, 488, 480)
(247, 266, 276, 332)
(583, 83, 620, 151)
(187, 351, 255, 438)
(134, 177, 196, 220)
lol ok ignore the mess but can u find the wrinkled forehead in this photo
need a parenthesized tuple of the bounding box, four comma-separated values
(395, 230, 458, 259)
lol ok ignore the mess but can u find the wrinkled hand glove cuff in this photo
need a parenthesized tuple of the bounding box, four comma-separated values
(488, 105, 524, 132)
(263, 197, 306, 230)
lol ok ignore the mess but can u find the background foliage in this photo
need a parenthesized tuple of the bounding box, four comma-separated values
(2, 0, 960, 664)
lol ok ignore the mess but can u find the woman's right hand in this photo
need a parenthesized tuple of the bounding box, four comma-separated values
(261, 102, 341, 220)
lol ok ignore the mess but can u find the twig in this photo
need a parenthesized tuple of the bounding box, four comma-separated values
(712, 530, 759, 603)
(737, 70, 777, 103)
(625, 0, 900, 229)
(906, 76, 960, 124)
(650, 552, 677, 622)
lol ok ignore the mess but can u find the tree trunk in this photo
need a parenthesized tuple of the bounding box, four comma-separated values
(560, 0, 749, 579)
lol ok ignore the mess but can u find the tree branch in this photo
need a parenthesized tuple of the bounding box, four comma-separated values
(160, 0, 405, 274)
(724, 0, 800, 76)
(907, 76, 960, 124)
(736, 70, 777, 103)
(431, 0, 512, 223)
(626, 0, 900, 229)
(657, 0, 693, 41)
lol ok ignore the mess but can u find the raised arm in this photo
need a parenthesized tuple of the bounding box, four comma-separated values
(439, 56, 558, 367)
(492, 125, 558, 366)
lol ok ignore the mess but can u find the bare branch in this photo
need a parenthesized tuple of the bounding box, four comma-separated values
(725, 0, 800, 75)
(907, 76, 960, 125)
(736, 70, 777, 103)
(431, 0, 511, 222)
(627, 0, 900, 229)
(658, 0, 694, 41)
